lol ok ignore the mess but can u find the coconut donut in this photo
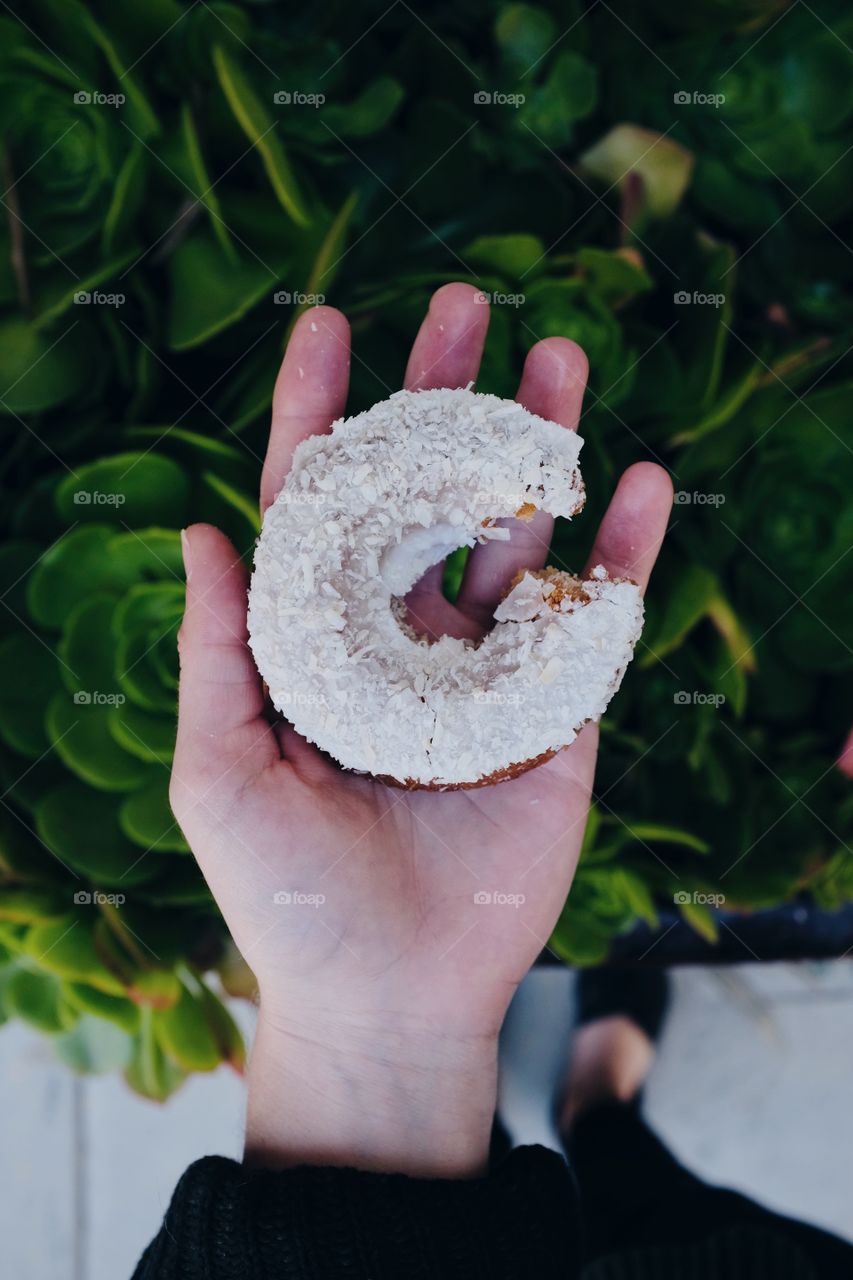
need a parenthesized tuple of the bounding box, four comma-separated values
(248, 387, 643, 788)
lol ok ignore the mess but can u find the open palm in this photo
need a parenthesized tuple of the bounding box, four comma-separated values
(171, 283, 672, 1045)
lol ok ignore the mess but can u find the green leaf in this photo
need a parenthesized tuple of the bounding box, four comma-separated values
(213, 44, 309, 226)
(46, 693, 152, 791)
(53, 1013, 132, 1073)
(0, 317, 88, 415)
(78, 9, 159, 138)
(34, 251, 138, 329)
(612, 869, 659, 927)
(0, 632, 63, 758)
(105, 528, 183, 582)
(201, 471, 260, 537)
(109, 702, 175, 764)
(620, 822, 710, 854)
(549, 906, 613, 966)
(59, 594, 121, 697)
(55, 453, 190, 527)
(119, 778, 187, 852)
(35, 782, 161, 886)
(154, 977, 223, 1072)
(575, 246, 654, 305)
(62, 980, 140, 1031)
(102, 142, 147, 253)
(678, 899, 719, 943)
(323, 77, 404, 137)
(28, 919, 112, 989)
(27, 526, 139, 630)
(179, 102, 237, 261)
(0, 888, 71, 924)
(290, 191, 360, 332)
(639, 564, 720, 666)
(6, 967, 78, 1034)
(168, 230, 281, 350)
(125, 1007, 186, 1100)
(463, 234, 546, 281)
(495, 4, 557, 74)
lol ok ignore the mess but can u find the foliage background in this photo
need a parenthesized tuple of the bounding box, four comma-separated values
(0, 0, 850, 1094)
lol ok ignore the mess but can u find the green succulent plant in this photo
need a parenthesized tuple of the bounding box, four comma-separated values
(0, 437, 257, 1095)
(0, 0, 851, 1088)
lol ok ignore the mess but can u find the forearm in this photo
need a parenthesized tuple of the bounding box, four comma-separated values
(245, 1003, 498, 1178)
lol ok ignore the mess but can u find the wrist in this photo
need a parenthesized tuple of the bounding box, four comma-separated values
(245, 1000, 498, 1178)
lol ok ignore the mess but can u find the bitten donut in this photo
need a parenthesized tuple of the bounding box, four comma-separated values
(248, 387, 644, 788)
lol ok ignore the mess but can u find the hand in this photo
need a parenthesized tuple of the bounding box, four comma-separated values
(171, 283, 672, 1176)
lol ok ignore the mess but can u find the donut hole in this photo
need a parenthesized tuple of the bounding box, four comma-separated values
(389, 518, 541, 643)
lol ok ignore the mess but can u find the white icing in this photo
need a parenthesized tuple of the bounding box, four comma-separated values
(248, 387, 643, 786)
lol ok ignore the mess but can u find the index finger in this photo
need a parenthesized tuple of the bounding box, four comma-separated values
(260, 306, 351, 514)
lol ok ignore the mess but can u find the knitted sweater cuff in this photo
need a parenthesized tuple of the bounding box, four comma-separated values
(133, 1144, 579, 1279)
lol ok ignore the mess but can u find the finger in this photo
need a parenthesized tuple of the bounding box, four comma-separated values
(400, 284, 491, 639)
(582, 461, 673, 594)
(173, 524, 276, 791)
(455, 338, 588, 626)
(403, 281, 490, 391)
(260, 307, 351, 514)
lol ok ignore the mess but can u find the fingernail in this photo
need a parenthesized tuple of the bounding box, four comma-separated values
(180, 528, 192, 583)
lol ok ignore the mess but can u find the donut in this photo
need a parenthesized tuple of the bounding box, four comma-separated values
(248, 387, 643, 789)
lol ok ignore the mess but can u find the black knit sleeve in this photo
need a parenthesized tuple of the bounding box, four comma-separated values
(131, 1144, 580, 1279)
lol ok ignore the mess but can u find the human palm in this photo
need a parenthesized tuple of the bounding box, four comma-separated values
(171, 283, 671, 1045)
